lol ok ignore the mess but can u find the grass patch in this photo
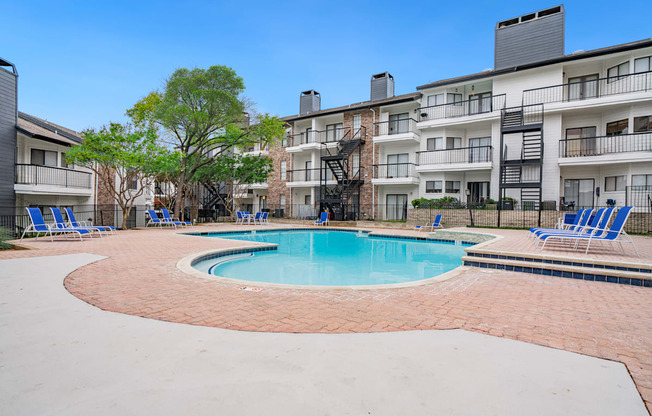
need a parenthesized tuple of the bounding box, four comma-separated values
(0, 227, 14, 250)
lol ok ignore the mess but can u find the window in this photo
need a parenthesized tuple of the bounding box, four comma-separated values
(606, 119, 629, 136)
(127, 174, 138, 190)
(280, 194, 286, 207)
(280, 161, 287, 180)
(605, 176, 625, 192)
(632, 174, 652, 187)
(305, 161, 312, 181)
(304, 195, 311, 205)
(60, 153, 68, 168)
(30, 149, 57, 166)
(305, 127, 314, 143)
(607, 61, 629, 82)
(353, 114, 361, 138)
(427, 94, 445, 107)
(352, 153, 360, 176)
(427, 137, 442, 151)
(447, 93, 462, 105)
(445, 181, 461, 193)
(469, 137, 491, 162)
(426, 180, 442, 193)
(281, 131, 288, 147)
(326, 123, 343, 141)
(634, 116, 652, 133)
(564, 179, 595, 208)
(634, 56, 651, 74)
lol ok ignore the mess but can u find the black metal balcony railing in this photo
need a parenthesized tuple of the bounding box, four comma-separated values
(287, 168, 336, 182)
(559, 132, 652, 158)
(15, 164, 92, 189)
(523, 71, 652, 106)
(416, 94, 506, 122)
(373, 163, 417, 179)
(286, 127, 348, 147)
(416, 146, 492, 165)
(373, 118, 418, 136)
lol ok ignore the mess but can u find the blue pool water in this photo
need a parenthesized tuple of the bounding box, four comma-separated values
(192, 230, 468, 286)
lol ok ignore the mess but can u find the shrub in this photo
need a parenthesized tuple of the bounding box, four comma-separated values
(0, 227, 13, 250)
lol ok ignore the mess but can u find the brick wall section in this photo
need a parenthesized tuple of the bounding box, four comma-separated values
(266, 134, 292, 217)
(94, 165, 117, 227)
(343, 109, 377, 219)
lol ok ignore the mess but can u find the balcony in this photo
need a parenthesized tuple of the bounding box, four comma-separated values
(286, 168, 336, 187)
(523, 71, 652, 107)
(372, 118, 420, 144)
(372, 163, 419, 185)
(416, 146, 493, 172)
(286, 127, 348, 151)
(416, 94, 506, 127)
(242, 143, 269, 156)
(558, 132, 652, 166)
(15, 164, 92, 195)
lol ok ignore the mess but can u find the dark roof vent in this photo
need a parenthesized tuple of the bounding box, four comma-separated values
(299, 90, 321, 115)
(370, 72, 395, 101)
(495, 5, 565, 70)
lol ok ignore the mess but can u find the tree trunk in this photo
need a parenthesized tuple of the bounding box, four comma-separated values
(174, 176, 185, 222)
(121, 207, 131, 230)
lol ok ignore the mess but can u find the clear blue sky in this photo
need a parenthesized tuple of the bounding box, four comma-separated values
(1, 0, 650, 131)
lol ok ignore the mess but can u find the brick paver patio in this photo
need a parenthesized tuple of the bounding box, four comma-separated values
(4, 224, 652, 411)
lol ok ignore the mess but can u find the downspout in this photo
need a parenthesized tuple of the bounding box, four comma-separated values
(370, 108, 376, 220)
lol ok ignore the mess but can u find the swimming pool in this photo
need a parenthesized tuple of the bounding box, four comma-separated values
(191, 229, 470, 287)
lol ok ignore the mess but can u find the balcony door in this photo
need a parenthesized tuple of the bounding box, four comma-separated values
(469, 137, 491, 162)
(564, 179, 594, 209)
(467, 182, 490, 204)
(386, 194, 408, 221)
(305, 127, 313, 144)
(388, 113, 409, 135)
(565, 127, 597, 157)
(468, 92, 492, 115)
(568, 74, 598, 101)
(387, 153, 408, 178)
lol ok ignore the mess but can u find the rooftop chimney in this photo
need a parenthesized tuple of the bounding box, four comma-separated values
(370, 72, 395, 101)
(494, 5, 565, 70)
(299, 90, 321, 115)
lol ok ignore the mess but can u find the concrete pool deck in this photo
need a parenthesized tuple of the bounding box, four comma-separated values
(0, 252, 647, 415)
(1, 223, 651, 413)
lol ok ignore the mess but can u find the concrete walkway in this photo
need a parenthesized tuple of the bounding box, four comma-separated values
(0, 253, 647, 415)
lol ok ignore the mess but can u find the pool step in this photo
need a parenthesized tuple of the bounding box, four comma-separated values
(462, 255, 652, 287)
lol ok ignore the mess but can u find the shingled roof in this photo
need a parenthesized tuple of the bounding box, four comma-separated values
(17, 112, 83, 146)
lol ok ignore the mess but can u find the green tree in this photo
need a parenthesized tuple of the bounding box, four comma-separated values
(128, 65, 285, 219)
(67, 123, 169, 229)
(194, 154, 273, 216)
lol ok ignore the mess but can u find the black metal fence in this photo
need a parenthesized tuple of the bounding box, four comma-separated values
(373, 163, 417, 179)
(373, 118, 418, 136)
(15, 164, 92, 189)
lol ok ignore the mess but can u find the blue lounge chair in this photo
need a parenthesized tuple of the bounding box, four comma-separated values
(315, 212, 329, 226)
(540, 206, 639, 255)
(51, 207, 105, 238)
(20, 207, 91, 242)
(530, 208, 593, 240)
(251, 212, 263, 225)
(415, 214, 442, 232)
(533, 208, 612, 247)
(64, 208, 115, 234)
(162, 209, 190, 227)
(146, 210, 174, 228)
(261, 212, 269, 225)
(529, 209, 587, 239)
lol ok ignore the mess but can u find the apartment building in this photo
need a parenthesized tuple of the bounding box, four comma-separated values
(265, 5, 652, 221)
